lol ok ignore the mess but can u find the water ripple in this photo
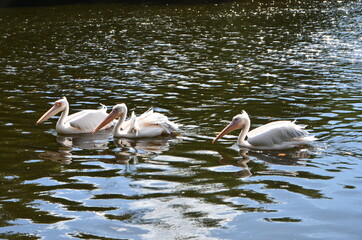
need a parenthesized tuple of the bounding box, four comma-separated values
(0, 1, 361, 239)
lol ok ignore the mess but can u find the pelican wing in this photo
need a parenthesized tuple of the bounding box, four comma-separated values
(120, 108, 153, 131)
(66, 104, 107, 124)
(127, 111, 140, 134)
(247, 121, 308, 147)
(137, 109, 178, 134)
(67, 109, 109, 132)
(137, 108, 154, 121)
(159, 121, 178, 134)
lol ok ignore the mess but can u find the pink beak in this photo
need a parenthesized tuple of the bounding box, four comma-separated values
(212, 119, 240, 144)
(92, 110, 119, 134)
(36, 104, 63, 124)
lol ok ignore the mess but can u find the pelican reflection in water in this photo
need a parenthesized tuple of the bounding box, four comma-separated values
(37, 131, 112, 164)
(217, 148, 312, 178)
(114, 135, 174, 155)
(38, 132, 176, 166)
(56, 131, 111, 150)
(118, 136, 178, 167)
(213, 110, 316, 150)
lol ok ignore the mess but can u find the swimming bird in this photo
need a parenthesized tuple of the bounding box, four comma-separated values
(36, 97, 113, 134)
(92, 103, 178, 138)
(212, 110, 316, 150)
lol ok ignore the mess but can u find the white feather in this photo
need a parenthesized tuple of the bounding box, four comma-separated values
(247, 121, 309, 147)
(68, 109, 110, 133)
(107, 104, 179, 138)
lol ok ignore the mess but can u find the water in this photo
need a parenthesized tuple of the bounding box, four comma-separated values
(0, 1, 361, 239)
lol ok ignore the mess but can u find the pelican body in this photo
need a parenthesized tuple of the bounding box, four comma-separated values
(213, 110, 316, 150)
(36, 97, 113, 134)
(92, 103, 178, 138)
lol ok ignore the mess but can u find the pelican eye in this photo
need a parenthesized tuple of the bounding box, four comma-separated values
(55, 102, 62, 107)
(111, 107, 121, 114)
(233, 117, 241, 122)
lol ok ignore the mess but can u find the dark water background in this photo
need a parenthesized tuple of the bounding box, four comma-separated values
(0, 1, 361, 239)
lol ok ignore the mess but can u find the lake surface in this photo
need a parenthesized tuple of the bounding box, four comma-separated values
(0, 1, 361, 239)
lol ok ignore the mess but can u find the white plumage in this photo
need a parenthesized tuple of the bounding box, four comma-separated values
(92, 103, 178, 138)
(36, 97, 113, 134)
(213, 110, 316, 150)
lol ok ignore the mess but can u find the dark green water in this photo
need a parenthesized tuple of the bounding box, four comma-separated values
(0, 1, 361, 239)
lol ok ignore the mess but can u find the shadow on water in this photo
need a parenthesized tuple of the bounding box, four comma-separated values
(216, 147, 314, 178)
(38, 132, 178, 165)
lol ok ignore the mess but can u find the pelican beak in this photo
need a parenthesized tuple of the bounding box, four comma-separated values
(92, 110, 119, 134)
(212, 119, 240, 144)
(36, 104, 63, 124)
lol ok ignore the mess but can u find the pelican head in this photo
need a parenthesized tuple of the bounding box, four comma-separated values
(92, 103, 127, 134)
(36, 97, 68, 124)
(212, 110, 249, 143)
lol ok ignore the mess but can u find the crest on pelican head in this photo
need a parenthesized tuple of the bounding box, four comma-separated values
(240, 110, 249, 118)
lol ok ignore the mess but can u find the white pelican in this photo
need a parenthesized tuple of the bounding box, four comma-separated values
(92, 103, 178, 138)
(36, 97, 113, 134)
(213, 110, 316, 150)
